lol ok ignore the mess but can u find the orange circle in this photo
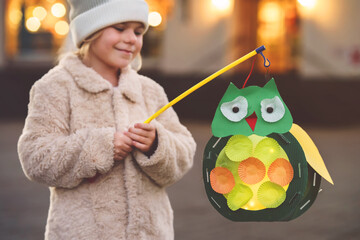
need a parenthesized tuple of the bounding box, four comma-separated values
(268, 158, 294, 186)
(238, 157, 266, 184)
(210, 167, 235, 194)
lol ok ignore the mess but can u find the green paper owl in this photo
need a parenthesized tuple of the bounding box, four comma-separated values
(203, 78, 333, 221)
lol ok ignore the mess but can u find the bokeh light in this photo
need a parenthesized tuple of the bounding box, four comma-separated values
(9, 9, 23, 25)
(51, 3, 66, 18)
(148, 11, 162, 27)
(212, 0, 231, 11)
(26, 17, 41, 32)
(54, 20, 69, 35)
(33, 6, 47, 21)
(259, 2, 282, 23)
(297, 0, 317, 9)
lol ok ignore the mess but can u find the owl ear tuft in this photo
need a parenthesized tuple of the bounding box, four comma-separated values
(220, 82, 242, 101)
(263, 78, 279, 92)
(228, 82, 241, 91)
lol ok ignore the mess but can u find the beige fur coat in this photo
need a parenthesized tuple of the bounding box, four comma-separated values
(18, 53, 196, 240)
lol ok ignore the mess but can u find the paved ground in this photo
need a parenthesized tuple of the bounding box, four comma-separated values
(0, 120, 359, 240)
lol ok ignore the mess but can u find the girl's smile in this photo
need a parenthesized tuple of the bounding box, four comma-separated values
(114, 47, 135, 56)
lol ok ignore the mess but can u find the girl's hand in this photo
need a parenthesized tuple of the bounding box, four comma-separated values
(124, 123, 157, 155)
(113, 131, 133, 161)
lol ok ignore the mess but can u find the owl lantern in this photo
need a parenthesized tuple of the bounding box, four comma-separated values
(143, 46, 333, 222)
(202, 78, 334, 221)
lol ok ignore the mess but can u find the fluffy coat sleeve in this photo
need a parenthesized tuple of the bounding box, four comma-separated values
(133, 81, 196, 187)
(17, 75, 115, 189)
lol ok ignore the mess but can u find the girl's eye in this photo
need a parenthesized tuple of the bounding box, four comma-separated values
(260, 96, 285, 123)
(220, 96, 248, 122)
(113, 27, 143, 36)
(135, 31, 143, 36)
(134, 27, 145, 36)
(113, 27, 124, 32)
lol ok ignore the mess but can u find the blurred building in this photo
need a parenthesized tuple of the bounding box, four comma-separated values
(1, 0, 359, 123)
(2, 0, 69, 65)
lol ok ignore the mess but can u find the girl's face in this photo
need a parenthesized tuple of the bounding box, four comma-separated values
(88, 22, 145, 71)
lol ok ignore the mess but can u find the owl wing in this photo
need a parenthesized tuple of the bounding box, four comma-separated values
(290, 124, 334, 185)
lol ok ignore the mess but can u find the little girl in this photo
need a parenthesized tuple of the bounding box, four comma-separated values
(17, 0, 196, 239)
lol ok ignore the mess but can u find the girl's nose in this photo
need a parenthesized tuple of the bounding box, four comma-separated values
(124, 30, 137, 44)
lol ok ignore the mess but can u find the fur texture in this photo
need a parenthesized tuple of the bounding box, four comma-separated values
(18, 53, 196, 240)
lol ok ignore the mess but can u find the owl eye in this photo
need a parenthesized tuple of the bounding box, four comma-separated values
(220, 96, 248, 122)
(260, 96, 285, 123)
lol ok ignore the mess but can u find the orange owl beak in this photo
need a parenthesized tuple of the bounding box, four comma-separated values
(246, 112, 257, 131)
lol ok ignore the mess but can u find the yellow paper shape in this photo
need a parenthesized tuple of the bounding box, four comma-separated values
(289, 124, 334, 185)
(257, 181, 286, 208)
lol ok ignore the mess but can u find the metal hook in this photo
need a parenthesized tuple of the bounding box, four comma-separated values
(259, 52, 271, 67)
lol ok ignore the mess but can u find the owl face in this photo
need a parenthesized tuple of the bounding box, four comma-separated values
(211, 78, 293, 137)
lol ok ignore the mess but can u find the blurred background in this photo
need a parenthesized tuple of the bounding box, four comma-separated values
(0, 0, 359, 239)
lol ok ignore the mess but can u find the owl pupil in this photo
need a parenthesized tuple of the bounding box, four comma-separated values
(232, 107, 240, 113)
(267, 107, 274, 113)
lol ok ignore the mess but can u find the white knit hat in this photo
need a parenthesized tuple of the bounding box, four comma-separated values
(67, 0, 149, 47)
